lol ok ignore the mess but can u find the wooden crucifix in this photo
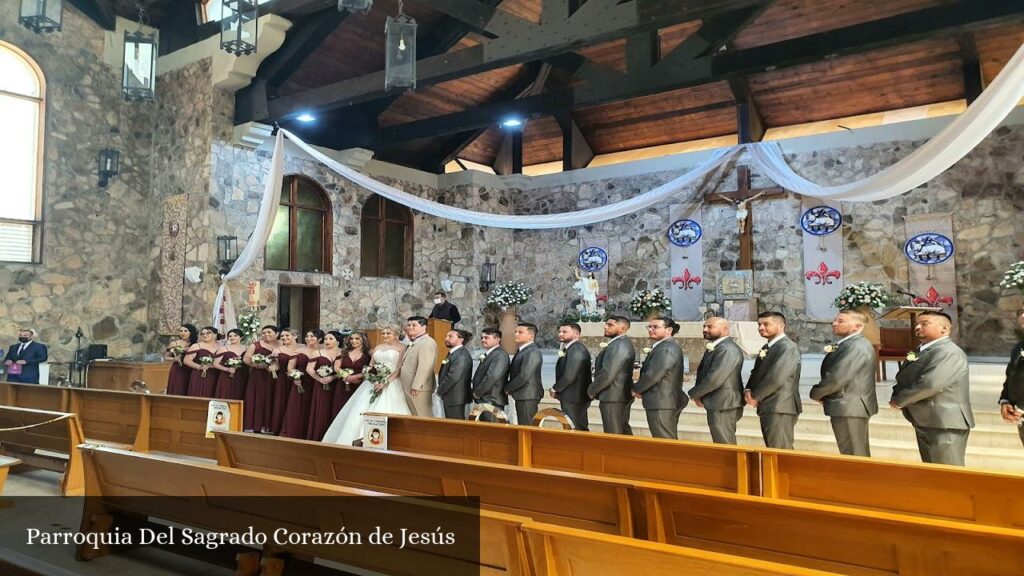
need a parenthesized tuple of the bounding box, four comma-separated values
(705, 166, 787, 270)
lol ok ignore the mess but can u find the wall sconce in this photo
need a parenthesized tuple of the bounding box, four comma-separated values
(480, 259, 497, 292)
(217, 235, 239, 274)
(97, 148, 120, 187)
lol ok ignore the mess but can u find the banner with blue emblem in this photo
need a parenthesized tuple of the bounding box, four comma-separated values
(904, 213, 958, 340)
(800, 200, 844, 320)
(668, 205, 704, 321)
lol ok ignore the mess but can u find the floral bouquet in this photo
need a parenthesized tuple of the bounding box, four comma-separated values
(336, 368, 354, 392)
(1000, 261, 1024, 294)
(316, 364, 336, 390)
(251, 353, 277, 378)
(486, 282, 532, 310)
(170, 345, 186, 356)
(198, 355, 214, 377)
(224, 357, 243, 377)
(364, 362, 394, 406)
(628, 288, 672, 319)
(833, 282, 892, 309)
(287, 369, 305, 393)
(237, 311, 261, 344)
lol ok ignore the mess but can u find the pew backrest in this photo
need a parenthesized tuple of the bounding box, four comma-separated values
(0, 405, 85, 495)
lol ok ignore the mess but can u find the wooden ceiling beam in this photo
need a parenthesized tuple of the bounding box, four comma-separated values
(416, 0, 535, 36)
(249, 0, 770, 122)
(66, 0, 116, 31)
(958, 34, 984, 105)
(728, 75, 764, 143)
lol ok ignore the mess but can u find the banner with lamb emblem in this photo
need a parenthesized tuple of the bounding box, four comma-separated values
(904, 213, 959, 340)
(668, 204, 704, 321)
(800, 199, 844, 320)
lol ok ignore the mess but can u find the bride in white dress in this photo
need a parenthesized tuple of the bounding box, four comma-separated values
(322, 327, 410, 446)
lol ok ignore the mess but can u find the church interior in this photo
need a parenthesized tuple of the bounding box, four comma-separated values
(2, 0, 1024, 574)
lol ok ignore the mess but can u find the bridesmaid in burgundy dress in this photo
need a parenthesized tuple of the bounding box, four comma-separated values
(280, 329, 323, 439)
(243, 325, 280, 433)
(332, 331, 370, 420)
(212, 329, 249, 400)
(270, 328, 301, 435)
(184, 327, 221, 397)
(163, 324, 197, 395)
(306, 330, 344, 441)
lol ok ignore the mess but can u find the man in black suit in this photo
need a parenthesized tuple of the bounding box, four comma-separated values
(745, 311, 802, 449)
(506, 322, 544, 425)
(633, 316, 687, 439)
(438, 329, 473, 419)
(689, 317, 745, 444)
(551, 322, 592, 431)
(998, 308, 1024, 448)
(472, 327, 510, 421)
(588, 315, 635, 435)
(4, 328, 48, 384)
(892, 311, 974, 465)
(810, 310, 879, 456)
(428, 291, 461, 325)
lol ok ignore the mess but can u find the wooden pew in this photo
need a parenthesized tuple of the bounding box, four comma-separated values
(215, 431, 635, 536)
(0, 406, 85, 495)
(77, 445, 531, 576)
(640, 483, 1024, 576)
(80, 446, 847, 576)
(521, 523, 839, 576)
(377, 414, 758, 495)
(0, 383, 241, 460)
(761, 449, 1024, 529)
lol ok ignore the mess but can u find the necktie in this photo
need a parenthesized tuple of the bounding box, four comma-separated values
(18, 343, 26, 356)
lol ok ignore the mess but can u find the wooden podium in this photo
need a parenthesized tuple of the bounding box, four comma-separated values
(879, 306, 941, 348)
(427, 318, 451, 374)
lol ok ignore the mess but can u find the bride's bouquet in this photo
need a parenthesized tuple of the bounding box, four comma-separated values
(363, 363, 393, 406)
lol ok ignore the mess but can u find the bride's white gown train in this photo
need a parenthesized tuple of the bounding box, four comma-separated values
(322, 348, 409, 445)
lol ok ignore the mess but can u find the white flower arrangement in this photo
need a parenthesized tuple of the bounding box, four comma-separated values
(599, 342, 609, 348)
(288, 369, 305, 394)
(628, 288, 672, 318)
(905, 352, 918, 362)
(478, 353, 487, 361)
(758, 349, 767, 359)
(834, 282, 892, 309)
(486, 282, 533, 309)
(237, 311, 261, 344)
(1000, 261, 1024, 294)
(823, 344, 837, 354)
(557, 350, 566, 358)
(705, 343, 716, 352)
(642, 347, 652, 354)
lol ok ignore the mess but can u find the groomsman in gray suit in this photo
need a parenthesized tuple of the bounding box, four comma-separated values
(998, 308, 1024, 447)
(437, 329, 473, 419)
(810, 310, 879, 456)
(506, 322, 544, 425)
(892, 311, 974, 465)
(472, 327, 511, 421)
(551, 322, 592, 431)
(689, 317, 745, 444)
(745, 311, 802, 449)
(633, 317, 688, 439)
(588, 316, 636, 435)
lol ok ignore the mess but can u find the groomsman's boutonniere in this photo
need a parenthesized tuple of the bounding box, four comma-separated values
(599, 342, 609, 348)
(478, 353, 487, 361)
(441, 359, 449, 365)
(905, 351, 918, 362)
(758, 349, 768, 359)
(1019, 349, 1024, 359)
(557, 350, 566, 358)
(705, 343, 716, 352)
(642, 347, 652, 355)
(823, 344, 837, 354)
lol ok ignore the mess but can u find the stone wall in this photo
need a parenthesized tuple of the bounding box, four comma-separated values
(0, 5, 157, 365)
(509, 125, 1024, 354)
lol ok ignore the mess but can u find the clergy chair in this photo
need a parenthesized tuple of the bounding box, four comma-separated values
(877, 327, 913, 381)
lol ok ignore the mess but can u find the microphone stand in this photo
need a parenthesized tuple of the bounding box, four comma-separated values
(72, 327, 85, 387)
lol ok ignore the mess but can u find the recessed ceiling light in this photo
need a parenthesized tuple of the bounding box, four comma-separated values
(296, 113, 316, 123)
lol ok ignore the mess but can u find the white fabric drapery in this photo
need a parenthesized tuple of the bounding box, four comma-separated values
(283, 130, 738, 229)
(212, 132, 286, 328)
(747, 41, 1024, 201)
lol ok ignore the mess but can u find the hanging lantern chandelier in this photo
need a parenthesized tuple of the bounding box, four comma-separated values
(384, 1, 417, 91)
(19, 0, 62, 33)
(221, 0, 259, 56)
(122, 10, 157, 102)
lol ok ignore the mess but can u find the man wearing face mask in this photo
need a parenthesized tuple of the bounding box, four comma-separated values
(5, 328, 48, 384)
(428, 291, 462, 326)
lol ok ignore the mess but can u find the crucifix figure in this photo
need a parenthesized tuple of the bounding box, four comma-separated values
(705, 166, 787, 269)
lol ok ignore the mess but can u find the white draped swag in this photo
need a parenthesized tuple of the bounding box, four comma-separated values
(213, 40, 1024, 326)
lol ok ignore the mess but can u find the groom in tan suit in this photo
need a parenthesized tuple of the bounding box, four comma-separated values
(400, 316, 438, 417)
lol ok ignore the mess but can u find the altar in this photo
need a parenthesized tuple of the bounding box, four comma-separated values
(578, 320, 765, 371)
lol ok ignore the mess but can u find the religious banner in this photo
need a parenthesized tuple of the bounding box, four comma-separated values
(668, 204, 705, 321)
(158, 195, 188, 334)
(904, 213, 959, 340)
(575, 237, 609, 317)
(800, 199, 844, 320)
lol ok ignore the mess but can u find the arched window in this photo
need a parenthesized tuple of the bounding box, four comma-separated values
(361, 195, 413, 279)
(265, 175, 332, 273)
(0, 43, 44, 263)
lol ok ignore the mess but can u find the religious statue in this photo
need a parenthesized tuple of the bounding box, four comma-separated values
(715, 191, 768, 234)
(572, 267, 600, 315)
